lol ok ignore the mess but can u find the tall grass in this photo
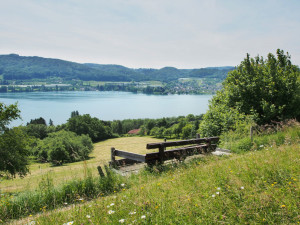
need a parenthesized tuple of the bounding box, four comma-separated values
(220, 119, 300, 153)
(14, 142, 299, 225)
(0, 166, 125, 222)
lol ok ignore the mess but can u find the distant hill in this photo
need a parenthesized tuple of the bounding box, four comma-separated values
(0, 54, 234, 82)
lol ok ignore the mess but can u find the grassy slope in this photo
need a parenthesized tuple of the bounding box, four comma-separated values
(0, 137, 162, 193)
(15, 143, 299, 225)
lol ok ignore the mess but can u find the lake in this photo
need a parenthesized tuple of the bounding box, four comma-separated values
(0, 91, 212, 126)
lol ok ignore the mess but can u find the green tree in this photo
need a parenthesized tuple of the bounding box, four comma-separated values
(181, 124, 193, 139)
(200, 49, 300, 137)
(0, 128, 30, 177)
(34, 130, 93, 165)
(0, 102, 30, 178)
(0, 102, 20, 132)
(67, 114, 112, 142)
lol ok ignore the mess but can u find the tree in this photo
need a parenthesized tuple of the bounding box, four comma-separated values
(67, 114, 112, 142)
(0, 102, 30, 178)
(34, 130, 93, 165)
(0, 128, 30, 177)
(200, 49, 300, 137)
(0, 102, 20, 132)
(27, 117, 46, 126)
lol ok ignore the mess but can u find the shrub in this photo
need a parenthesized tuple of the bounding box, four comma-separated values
(33, 130, 93, 165)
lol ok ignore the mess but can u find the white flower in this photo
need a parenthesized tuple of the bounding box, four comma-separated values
(217, 187, 221, 190)
(141, 215, 146, 219)
(129, 211, 136, 215)
(121, 183, 125, 187)
(216, 192, 220, 195)
(119, 219, 125, 223)
(110, 203, 115, 206)
(28, 221, 36, 225)
(64, 202, 68, 205)
(260, 145, 264, 148)
(212, 194, 216, 197)
(63, 222, 74, 225)
(240, 186, 244, 190)
(86, 215, 91, 219)
(108, 210, 115, 214)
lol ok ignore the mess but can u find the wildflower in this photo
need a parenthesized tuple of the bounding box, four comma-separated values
(216, 192, 220, 195)
(212, 194, 216, 198)
(240, 186, 244, 190)
(121, 183, 125, 187)
(29, 215, 32, 217)
(260, 145, 264, 148)
(86, 215, 91, 219)
(110, 203, 115, 206)
(28, 221, 36, 225)
(281, 205, 286, 208)
(108, 210, 115, 214)
(64, 202, 68, 205)
(119, 219, 125, 223)
(63, 222, 74, 225)
(141, 215, 146, 219)
(217, 187, 221, 190)
(78, 198, 84, 201)
(129, 211, 136, 215)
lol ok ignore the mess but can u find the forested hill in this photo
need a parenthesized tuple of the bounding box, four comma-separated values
(0, 54, 234, 82)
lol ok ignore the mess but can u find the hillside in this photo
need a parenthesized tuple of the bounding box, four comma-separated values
(1, 122, 299, 224)
(0, 54, 233, 82)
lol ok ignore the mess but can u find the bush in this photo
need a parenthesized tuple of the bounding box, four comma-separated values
(33, 130, 93, 165)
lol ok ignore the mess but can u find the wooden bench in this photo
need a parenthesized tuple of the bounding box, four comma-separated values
(109, 136, 219, 167)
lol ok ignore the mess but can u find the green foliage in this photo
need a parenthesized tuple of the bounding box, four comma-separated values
(200, 49, 300, 137)
(0, 102, 30, 178)
(67, 114, 113, 142)
(23, 124, 48, 139)
(181, 124, 194, 139)
(27, 117, 46, 125)
(33, 130, 93, 165)
(0, 127, 30, 178)
(0, 102, 20, 132)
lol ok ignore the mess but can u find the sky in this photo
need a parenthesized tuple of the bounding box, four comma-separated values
(1, 0, 299, 69)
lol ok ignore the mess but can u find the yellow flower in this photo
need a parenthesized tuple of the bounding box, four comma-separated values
(281, 205, 286, 208)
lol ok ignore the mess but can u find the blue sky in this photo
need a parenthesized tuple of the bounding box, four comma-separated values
(1, 0, 299, 68)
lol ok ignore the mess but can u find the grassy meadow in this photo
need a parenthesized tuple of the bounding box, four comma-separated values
(8, 142, 300, 225)
(0, 137, 162, 193)
(1, 124, 299, 224)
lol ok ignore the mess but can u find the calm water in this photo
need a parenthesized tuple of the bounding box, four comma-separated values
(0, 91, 212, 126)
